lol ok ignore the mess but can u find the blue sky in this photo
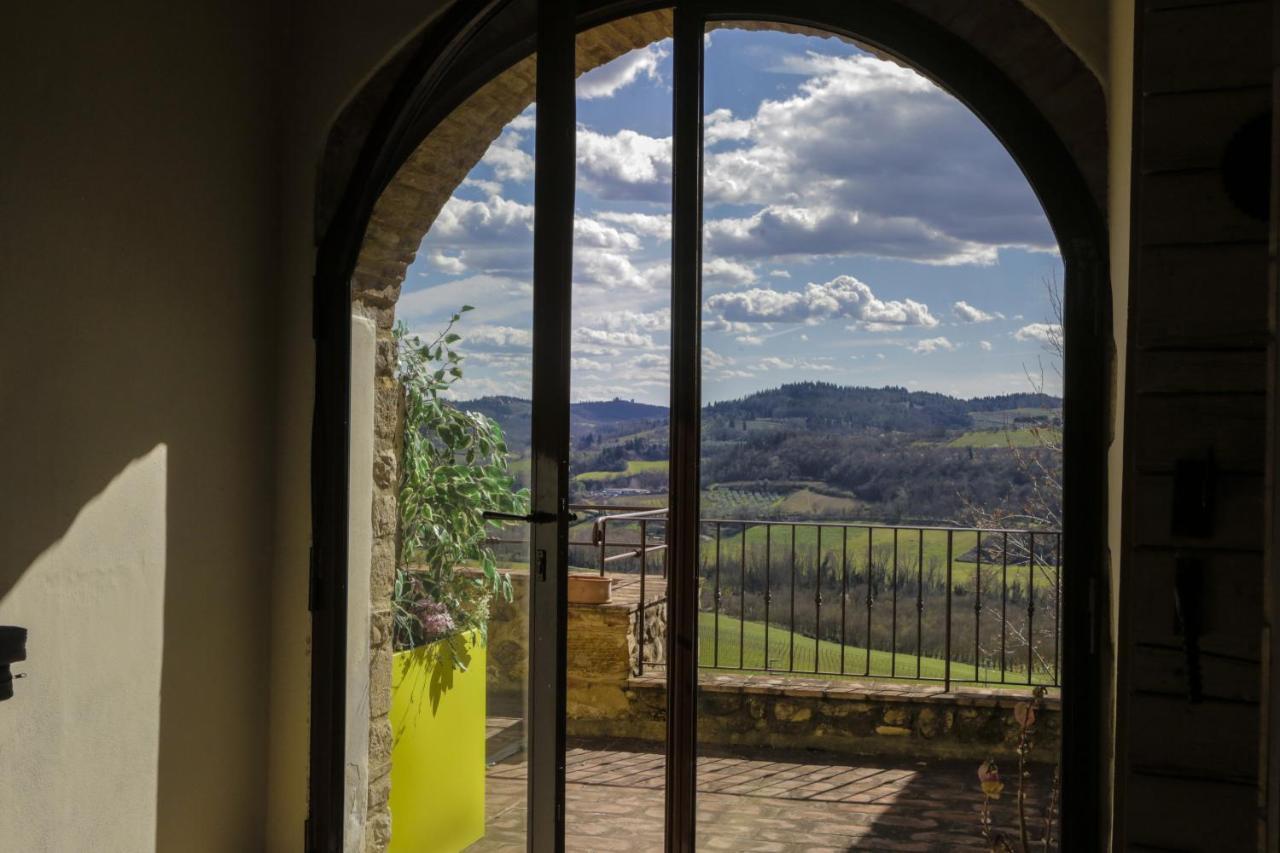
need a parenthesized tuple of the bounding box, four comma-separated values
(400, 27, 1063, 405)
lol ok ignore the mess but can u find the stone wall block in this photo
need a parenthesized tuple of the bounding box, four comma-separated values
(369, 645, 393, 719)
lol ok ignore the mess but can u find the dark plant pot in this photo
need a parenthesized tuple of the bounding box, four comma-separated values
(567, 575, 613, 605)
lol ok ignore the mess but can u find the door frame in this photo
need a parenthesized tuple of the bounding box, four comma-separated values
(310, 2, 1111, 850)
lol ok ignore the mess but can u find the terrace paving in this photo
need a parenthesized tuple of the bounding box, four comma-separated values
(467, 731, 1055, 852)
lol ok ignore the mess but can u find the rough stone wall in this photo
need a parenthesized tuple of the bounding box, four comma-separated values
(569, 671, 1062, 765)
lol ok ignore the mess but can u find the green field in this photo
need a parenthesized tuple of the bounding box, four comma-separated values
(697, 611, 1051, 686)
(775, 488, 861, 517)
(948, 428, 1043, 448)
(575, 458, 668, 483)
(705, 522, 1056, 591)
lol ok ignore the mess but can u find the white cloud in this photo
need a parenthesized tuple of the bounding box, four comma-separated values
(911, 336, 956, 354)
(576, 128, 672, 201)
(953, 300, 1002, 323)
(577, 42, 668, 99)
(706, 275, 938, 330)
(769, 269, 792, 279)
(596, 211, 671, 241)
(699, 50, 1055, 257)
(705, 108, 754, 145)
(428, 250, 467, 275)
(463, 325, 532, 349)
(752, 355, 836, 372)
(1014, 323, 1062, 345)
(703, 257, 758, 285)
(978, 340, 993, 351)
(480, 128, 534, 183)
(705, 206, 997, 266)
(574, 217, 641, 252)
(573, 327, 658, 350)
(737, 335, 764, 346)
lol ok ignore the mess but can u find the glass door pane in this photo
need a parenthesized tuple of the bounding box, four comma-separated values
(695, 22, 1065, 851)
(564, 18, 674, 851)
(387, 77, 539, 853)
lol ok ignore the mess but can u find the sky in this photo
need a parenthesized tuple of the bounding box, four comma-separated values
(399, 27, 1064, 405)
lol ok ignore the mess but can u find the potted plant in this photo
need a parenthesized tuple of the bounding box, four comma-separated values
(386, 307, 528, 853)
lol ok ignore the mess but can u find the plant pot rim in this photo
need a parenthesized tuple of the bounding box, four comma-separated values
(567, 574, 613, 604)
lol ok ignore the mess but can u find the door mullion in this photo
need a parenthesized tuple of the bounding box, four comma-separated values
(665, 7, 704, 853)
(529, 2, 575, 850)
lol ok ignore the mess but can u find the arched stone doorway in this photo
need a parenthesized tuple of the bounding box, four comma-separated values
(312, 3, 1112, 850)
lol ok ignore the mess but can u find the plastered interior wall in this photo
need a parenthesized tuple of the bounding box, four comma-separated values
(1104, 0, 1134, 845)
(0, 1, 277, 850)
(266, 2, 454, 849)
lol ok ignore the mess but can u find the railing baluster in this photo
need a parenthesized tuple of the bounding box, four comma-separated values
(865, 527, 873, 678)
(714, 521, 721, 668)
(638, 518, 647, 676)
(815, 525, 822, 674)
(1001, 531, 1008, 684)
(916, 528, 923, 679)
(891, 528, 899, 677)
(599, 514, 606, 577)
(840, 526, 848, 675)
(740, 522, 747, 670)
(1027, 531, 1036, 685)
(764, 524, 772, 670)
(944, 529, 953, 692)
(1054, 532, 1062, 687)
(789, 523, 797, 672)
(974, 530, 982, 682)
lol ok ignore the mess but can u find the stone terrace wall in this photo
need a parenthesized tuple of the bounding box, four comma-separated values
(561, 601, 1060, 764)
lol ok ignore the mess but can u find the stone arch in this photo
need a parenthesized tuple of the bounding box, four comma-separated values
(323, 3, 1110, 850)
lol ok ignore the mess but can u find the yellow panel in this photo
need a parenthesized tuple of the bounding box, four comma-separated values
(389, 631, 486, 853)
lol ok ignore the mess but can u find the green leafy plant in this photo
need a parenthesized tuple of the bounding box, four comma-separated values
(393, 306, 529, 659)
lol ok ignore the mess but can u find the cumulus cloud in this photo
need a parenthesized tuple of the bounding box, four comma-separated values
(911, 336, 956, 354)
(480, 128, 534, 183)
(464, 325, 533, 348)
(1014, 323, 1062, 345)
(705, 275, 938, 331)
(953, 301, 1003, 323)
(596, 211, 671, 241)
(577, 42, 668, 99)
(576, 128, 671, 201)
(705, 108, 754, 145)
(573, 327, 658, 351)
(979, 340, 993, 351)
(705, 206, 997, 266)
(428, 250, 467, 275)
(703, 257, 758, 285)
(752, 355, 836, 372)
(701, 50, 1055, 255)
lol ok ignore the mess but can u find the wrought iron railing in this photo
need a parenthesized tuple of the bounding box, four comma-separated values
(487, 505, 1061, 690)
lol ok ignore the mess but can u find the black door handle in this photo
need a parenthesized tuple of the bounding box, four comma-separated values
(483, 510, 578, 523)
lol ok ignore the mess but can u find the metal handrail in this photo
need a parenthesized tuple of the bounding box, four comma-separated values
(482, 503, 1062, 688)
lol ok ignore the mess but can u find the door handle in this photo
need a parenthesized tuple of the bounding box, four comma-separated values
(483, 509, 579, 523)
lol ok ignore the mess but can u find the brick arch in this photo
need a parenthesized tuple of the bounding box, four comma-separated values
(327, 3, 1108, 850)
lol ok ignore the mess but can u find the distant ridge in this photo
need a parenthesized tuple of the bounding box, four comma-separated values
(456, 383, 1060, 449)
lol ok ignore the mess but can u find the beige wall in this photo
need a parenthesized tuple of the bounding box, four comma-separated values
(0, 1, 1120, 850)
(1104, 1, 1135, 847)
(0, 1, 278, 850)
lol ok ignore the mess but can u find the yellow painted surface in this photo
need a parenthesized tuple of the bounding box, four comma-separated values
(389, 631, 487, 853)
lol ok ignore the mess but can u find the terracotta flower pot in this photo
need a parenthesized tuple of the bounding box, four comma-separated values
(567, 574, 613, 605)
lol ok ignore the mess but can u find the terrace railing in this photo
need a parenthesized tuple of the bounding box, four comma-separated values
(486, 505, 1061, 690)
